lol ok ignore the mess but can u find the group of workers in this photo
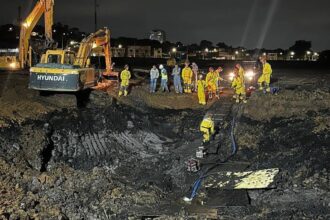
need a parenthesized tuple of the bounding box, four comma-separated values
(199, 56, 273, 143)
(149, 62, 198, 94)
(147, 61, 226, 106)
(117, 57, 273, 144)
(118, 56, 273, 106)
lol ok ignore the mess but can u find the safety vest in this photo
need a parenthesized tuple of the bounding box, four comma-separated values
(161, 69, 168, 79)
(197, 80, 206, 91)
(201, 117, 214, 129)
(263, 62, 272, 75)
(120, 70, 131, 81)
(231, 76, 245, 89)
(182, 67, 193, 79)
(206, 71, 217, 84)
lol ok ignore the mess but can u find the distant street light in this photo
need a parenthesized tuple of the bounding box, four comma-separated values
(172, 48, 177, 53)
(213, 48, 217, 52)
(8, 27, 13, 32)
(263, 52, 267, 56)
(118, 44, 123, 49)
(314, 52, 319, 56)
(62, 33, 66, 49)
(306, 51, 311, 55)
(290, 51, 295, 56)
(280, 52, 283, 55)
(205, 48, 209, 52)
(235, 51, 239, 55)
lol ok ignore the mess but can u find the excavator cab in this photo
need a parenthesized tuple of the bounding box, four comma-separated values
(40, 50, 75, 65)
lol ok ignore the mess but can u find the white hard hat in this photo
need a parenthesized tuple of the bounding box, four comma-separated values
(159, 64, 164, 69)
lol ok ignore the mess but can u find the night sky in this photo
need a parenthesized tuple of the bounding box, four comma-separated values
(1, 0, 330, 50)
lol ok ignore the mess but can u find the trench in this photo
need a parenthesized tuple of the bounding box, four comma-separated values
(1, 86, 329, 218)
(40, 123, 54, 172)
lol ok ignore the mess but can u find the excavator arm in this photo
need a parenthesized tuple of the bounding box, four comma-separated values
(19, 0, 54, 68)
(74, 27, 114, 76)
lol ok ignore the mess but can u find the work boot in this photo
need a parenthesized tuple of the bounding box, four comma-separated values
(236, 98, 240, 103)
(124, 90, 128, 96)
(243, 99, 247, 104)
(258, 83, 263, 91)
(118, 91, 123, 97)
(233, 94, 237, 99)
(266, 84, 270, 92)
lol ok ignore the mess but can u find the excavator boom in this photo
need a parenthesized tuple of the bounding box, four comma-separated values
(74, 27, 113, 76)
(19, 0, 54, 68)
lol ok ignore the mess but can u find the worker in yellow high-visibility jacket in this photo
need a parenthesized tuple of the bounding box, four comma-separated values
(231, 68, 247, 103)
(119, 64, 131, 96)
(206, 67, 217, 99)
(200, 114, 215, 143)
(197, 74, 207, 105)
(236, 64, 245, 83)
(182, 62, 193, 93)
(258, 57, 272, 92)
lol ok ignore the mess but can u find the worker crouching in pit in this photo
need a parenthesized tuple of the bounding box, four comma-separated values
(200, 114, 215, 144)
(231, 67, 247, 103)
(119, 64, 131, 97)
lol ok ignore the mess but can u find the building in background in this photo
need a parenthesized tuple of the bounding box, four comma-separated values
(111, 47, 126, 57)
(153, 48, 162, 58)
(149, 30, 166, 44)
(127, 46, 151, 58)
(267, 53, 278, 61)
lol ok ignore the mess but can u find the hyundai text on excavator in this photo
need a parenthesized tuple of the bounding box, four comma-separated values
(29, 27, 117, 92)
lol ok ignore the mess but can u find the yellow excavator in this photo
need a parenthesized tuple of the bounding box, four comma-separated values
(20, 0, 54, 69)
(29, 27, 117, 92)
(0, 0, 54, 70)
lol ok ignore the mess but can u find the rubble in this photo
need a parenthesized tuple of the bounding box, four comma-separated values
(0, 70, 329, 219)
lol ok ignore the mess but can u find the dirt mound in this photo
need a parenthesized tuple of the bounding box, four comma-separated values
(1, 70, 330, 219)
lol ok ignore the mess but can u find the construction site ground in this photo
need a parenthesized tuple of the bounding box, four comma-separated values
(0, 68, 329, 219)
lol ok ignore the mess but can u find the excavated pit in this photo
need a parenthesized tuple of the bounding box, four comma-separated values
(0, 70, 330, 219)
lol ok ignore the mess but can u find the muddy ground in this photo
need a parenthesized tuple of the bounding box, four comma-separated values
(0, 69, 329, 219)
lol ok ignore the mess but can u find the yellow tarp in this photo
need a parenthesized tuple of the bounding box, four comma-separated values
(204, 168, 279, 189)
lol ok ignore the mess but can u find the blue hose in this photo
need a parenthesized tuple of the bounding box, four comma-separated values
(186, 113, 238, 201)
(190, 178, 202, 199)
